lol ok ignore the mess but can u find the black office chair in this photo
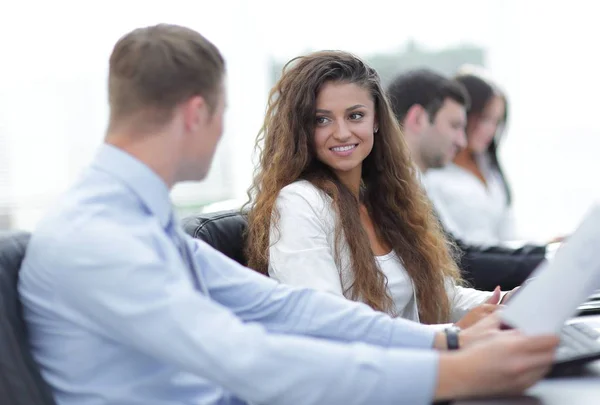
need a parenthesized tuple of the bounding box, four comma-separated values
(182, 210, 249, 266)
(0, 231, 57, 405)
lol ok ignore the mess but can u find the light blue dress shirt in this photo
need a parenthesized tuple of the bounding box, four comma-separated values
(19, 144, 440, 405)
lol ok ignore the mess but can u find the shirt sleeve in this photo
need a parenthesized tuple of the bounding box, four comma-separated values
(52, 223, 440, 405)
(191, 236, 436, 350)
(268, 183, 348, 296)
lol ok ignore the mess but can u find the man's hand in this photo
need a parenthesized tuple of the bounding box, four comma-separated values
(435, 331, 559, 400)
(433, 311, 502, 350)
(459, 311, 504, 348)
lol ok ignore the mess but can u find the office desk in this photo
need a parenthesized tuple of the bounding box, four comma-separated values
(456, 316, 600, 405)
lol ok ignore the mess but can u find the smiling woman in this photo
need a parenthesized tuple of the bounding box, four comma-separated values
(245, 50, 502, 326)
(313, 83, 376, 190)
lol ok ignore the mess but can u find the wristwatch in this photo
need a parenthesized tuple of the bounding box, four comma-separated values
(444, 325, 461, 350)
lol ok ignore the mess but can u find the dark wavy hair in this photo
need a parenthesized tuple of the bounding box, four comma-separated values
(245, 51, 461, 323)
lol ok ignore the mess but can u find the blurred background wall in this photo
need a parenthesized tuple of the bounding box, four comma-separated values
(0, 0, 597, 241)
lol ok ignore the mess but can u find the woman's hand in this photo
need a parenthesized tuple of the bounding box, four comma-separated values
(548, 235, 567, 244)
(454, 286, 502, 329)
(500, 286, 520, 304)
(455, 303, 498, 329)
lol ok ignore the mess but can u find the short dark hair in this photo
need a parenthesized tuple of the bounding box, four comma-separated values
(108, 24, 226, 130)
(386, 69, 470, 123)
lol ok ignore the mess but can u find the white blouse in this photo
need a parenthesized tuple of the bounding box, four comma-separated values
(424, 154, 516, 246)
(268, 180, 495, 323)
(376, 250, 419, 320)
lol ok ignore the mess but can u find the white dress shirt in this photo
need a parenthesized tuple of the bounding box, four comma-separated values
(268, 180, 495, 323)
(18, 144, 441, 405)
(424, 154, 516, 246)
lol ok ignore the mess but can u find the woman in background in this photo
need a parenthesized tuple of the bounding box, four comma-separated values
(245, 52, 510, 327)
(424, 66, 514, 246)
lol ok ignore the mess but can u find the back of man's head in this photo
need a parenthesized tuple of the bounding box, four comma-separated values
(108, 24, 225, 133)
(387, 69, 470, 124)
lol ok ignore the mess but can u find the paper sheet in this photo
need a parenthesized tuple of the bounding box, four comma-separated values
(500, 205, 600, 335)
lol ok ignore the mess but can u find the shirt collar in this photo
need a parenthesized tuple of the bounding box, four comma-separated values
(91, 143, 173, 228)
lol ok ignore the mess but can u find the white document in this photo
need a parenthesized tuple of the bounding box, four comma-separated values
(500, 204, 600, 335)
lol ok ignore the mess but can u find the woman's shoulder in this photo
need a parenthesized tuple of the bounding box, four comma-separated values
(278, 180, 330, 206)
(277, 180, 334, 221)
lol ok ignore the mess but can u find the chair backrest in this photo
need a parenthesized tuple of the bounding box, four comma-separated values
(0, 231, 57, 405)
(182, 210, 249, 266)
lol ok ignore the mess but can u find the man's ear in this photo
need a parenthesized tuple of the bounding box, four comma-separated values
(403, 104, 428, 133)
(182, 95, 207, 133)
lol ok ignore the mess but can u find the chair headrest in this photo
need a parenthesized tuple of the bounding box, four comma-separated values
(0, 231, 57, 404)
(182, 210, 248, 266)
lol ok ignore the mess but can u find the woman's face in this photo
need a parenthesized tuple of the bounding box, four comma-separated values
(313, 81, 376, 179)
(467, 95, 505, 154)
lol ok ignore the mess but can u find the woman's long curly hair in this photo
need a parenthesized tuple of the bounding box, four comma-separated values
(245, 51, 461, 323)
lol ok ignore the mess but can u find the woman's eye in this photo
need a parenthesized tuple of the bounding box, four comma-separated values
(349, 112, 364, 120)
(316, 116, 330, 125)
